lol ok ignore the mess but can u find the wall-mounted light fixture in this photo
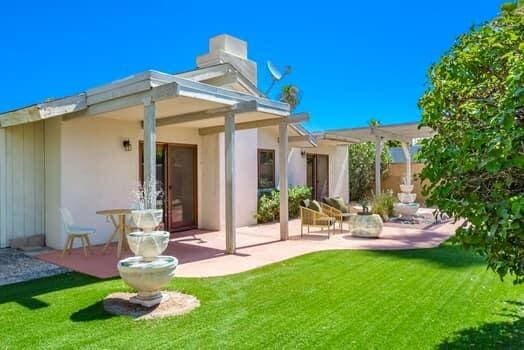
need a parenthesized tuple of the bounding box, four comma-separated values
(300, 149, 307, 157)
(122, 139, 132, 152)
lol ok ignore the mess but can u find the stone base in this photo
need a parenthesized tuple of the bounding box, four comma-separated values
(130, 291, 169, 307)
(103, 291, 200, 321)
(393, 202, 420, 217)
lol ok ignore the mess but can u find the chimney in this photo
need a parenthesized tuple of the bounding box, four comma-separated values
(197, 34, 258, 86)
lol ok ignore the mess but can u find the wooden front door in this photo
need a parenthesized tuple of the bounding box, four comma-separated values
(139, 143, 197, 232)
(307, 154, 329, 201)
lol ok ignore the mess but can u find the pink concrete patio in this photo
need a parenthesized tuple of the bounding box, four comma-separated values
(37, 218, 459, 279)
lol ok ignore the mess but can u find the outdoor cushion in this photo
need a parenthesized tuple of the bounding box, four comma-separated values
(68, 225, 96, 234)
(301, 199, 311, 208)
(324, 197, 338, 209)
(309, 200, 322, 212)
(333, 197, 349, 213)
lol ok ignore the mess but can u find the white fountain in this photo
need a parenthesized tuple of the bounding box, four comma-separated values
(393, 176, 420, 217)
(117, 209, 178, 307)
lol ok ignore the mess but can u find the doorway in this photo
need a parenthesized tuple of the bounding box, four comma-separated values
(140, 143, 198, 232)
(307, 154, 329, 201)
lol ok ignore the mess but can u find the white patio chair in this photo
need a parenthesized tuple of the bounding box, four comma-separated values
(59, 208, 96, 257)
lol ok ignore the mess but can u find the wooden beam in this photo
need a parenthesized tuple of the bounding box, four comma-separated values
(288, 135, 312, 143)
(225, 112, 236, 254)
(155, 100, 257, 128)
(198, 112, 309, 136)
(320, 133, 360, 143)
(143, 96, 157, 209)
(62, 82, 180, 121)
(279, 120, 289, 240)
(371, 127, 412, 143)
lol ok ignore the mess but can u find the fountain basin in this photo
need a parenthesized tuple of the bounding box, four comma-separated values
(127, 231, 170, 259)
(394, 202, 420, 217)
(397, 192, 416, 203)
(399, 184, 414, 193)
(131, 209, 163, 232)
(117, 255, 178, 307)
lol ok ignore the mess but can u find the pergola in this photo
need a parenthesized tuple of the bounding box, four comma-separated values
(323, 122, 435, 195)
(0, 70, 307, 254)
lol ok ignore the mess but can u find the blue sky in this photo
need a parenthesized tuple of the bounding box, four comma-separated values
(0, 0, 504, 130)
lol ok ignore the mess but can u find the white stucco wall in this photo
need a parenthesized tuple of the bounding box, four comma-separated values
(200, 133, 221, 229)
(288, 148, 306, 187)
(41, 116, 348, 249)
(218, 129, 259, 228)
(45, 116, 261, 248)
(49, 117, 212, 248)
(58, 117, 140, 248)
(256, 127, 349, 202)
(304, 145, 349, 202)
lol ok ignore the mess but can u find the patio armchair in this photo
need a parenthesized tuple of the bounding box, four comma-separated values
(299, 200, 336, 238)
(59, 208, 95, 257)
(320, 202, 353, 232)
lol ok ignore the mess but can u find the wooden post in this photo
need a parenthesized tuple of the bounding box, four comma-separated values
(279, 121, 289, 240)
(401, 141, 412, 186)
(143, 96, 156, 209)
(375, 136, 382, 195)
(224, 112, 236, 254)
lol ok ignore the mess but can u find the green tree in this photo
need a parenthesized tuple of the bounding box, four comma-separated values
(279, 85, 301, 111)
(348, 142, 391, 201)
(418, 2, 524, 283)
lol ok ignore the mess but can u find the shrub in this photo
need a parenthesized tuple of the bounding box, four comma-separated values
(256, 185, 312, 223)
(288, 185, 312, 218)
(371, 191, 396, 220)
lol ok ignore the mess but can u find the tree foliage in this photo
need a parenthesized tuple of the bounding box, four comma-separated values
(418, 2, 524, 283)
(279, 85, 302, 111)
(348, 142, 391, 201)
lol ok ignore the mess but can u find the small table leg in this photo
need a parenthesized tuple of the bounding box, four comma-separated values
(116, 214, 127, 259)
(102, 215, 119, 254)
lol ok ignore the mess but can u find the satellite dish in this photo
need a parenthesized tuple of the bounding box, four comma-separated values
(265, 61, 292, 95)
(267, 61, 283, 80)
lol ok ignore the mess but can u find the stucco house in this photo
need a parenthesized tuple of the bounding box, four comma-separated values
(0, 34, 354, 251)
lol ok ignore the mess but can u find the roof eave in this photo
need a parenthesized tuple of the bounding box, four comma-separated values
(0, 70, 290, 128)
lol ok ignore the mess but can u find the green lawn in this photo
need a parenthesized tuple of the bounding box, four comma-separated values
(1, 244, 523, 349)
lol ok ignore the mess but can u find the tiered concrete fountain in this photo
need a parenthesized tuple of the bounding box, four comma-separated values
(117, 209, 177, 307)
(104, 206, 199, 320)
(393, 177, 420, 217)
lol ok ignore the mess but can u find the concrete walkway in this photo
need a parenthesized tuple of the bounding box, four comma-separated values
(37, 219, 458, 279)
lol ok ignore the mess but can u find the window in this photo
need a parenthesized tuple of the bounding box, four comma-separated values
(258, 149, 275, 189)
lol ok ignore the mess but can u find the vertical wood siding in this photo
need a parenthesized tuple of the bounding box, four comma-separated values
(0, 121, 45, 247)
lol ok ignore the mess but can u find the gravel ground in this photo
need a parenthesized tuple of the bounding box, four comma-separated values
(0, 248, 69, 286)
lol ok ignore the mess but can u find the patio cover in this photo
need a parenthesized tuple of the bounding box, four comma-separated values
(324, 122, 435, 143)
(319, 122, 436, 196)
(0, 69, 308, 254)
